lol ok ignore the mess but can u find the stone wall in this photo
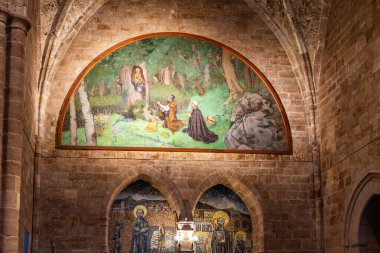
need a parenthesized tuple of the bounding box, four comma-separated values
(37, 151, 316, 253)
(0, 0, 27, 16)
(34, 0, 317, 252)
(318, 0, 380, 252)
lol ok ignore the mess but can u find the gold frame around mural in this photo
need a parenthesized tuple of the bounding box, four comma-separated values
(56, 32, 293, 154)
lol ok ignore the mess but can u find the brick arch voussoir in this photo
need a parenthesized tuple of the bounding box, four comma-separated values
(105, 167, 186, 219)
(344, 171, 380, 252)
(103, 167, 185, 252)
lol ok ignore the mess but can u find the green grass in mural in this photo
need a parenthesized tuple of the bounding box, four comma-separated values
(89, 95, 124, 108)
(62, 86, 232, 149)
(97, 86, 230, 149)
(61, 128, 87, 145)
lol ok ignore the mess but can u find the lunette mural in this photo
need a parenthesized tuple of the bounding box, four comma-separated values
(58, 33, 291, 153)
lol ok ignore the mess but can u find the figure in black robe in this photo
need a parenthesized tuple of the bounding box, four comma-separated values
(234, 236, 245, 253)
(186, 102, 218, 144)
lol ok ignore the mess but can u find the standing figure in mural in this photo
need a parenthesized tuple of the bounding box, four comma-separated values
(131, 66, 146, 99)
(130, 205, 149, 253)
(205, 237, 211, 253)
(211, 211, 231, 253)
(194, 235, 204, 253)
(185, 101, 218, 144)
(158, 223, 166, 253)
(233, 232, 246, 253)
(156, 94, 185, 134)
(110, 222, 123, 253)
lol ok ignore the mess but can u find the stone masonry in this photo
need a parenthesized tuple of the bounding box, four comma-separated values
(0, 0, 378, 252)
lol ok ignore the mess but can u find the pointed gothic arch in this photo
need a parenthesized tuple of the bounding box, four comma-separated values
(190, 173, 266, 253)
(344, 172, 380, 252)
(104, 168, 186, 251)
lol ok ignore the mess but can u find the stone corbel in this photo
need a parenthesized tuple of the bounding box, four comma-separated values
(0, 8, 9, 24)
(0, 6, 31, 32)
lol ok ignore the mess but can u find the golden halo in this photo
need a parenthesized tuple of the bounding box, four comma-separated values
(212, 211, 229, 226)
(133, 205, 148, 217)
(235, 231, 247, 241)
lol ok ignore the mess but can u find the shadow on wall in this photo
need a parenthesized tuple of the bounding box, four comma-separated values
(345, 172, 380, 253)
(358, 195, 380, 253)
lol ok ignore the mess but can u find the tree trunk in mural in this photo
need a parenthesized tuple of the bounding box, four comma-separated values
(77, 82, 96, 145)
(69, 98, 77, 145)
(176, 72, 185, 89)
(119, 65, 143, 108)
(213, 53, 221, 70)
(222, 50, 243, 107)
(140, 62, 158, 121)
(119, 65, 130, 92)
(243, 65, 261, 89)
(191, 45, 201, 71)
(204, 63, 210, 87)
(98, 80, 105, 96)
(160, 66, 173, 86)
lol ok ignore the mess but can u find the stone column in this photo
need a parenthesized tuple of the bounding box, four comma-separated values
(0, 9, 8, 174)
(0, 9, 30, 253)
(32, 136, 42, 253)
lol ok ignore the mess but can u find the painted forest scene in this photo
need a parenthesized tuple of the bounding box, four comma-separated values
(60, 35, 289, 152)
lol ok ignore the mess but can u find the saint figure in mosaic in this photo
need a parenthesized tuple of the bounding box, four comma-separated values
(130, 205, 149, 253)
(211, 211, 231, 253)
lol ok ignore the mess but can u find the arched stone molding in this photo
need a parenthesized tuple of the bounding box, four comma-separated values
(312, 0, 332, 91)
(37, 0, 107, 139)
(344, 171, 380, 252)
(37, 0, 313, 152)
(190, 172, 266, 253)
(243, 0, 319, 144)
(103, 167, 186, 251)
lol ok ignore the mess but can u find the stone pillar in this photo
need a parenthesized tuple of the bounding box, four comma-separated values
(0, 9, 8, 174)
(32, 136, 42, 253)
(0, 9, 30, 253)
(312, 141, 324, 253)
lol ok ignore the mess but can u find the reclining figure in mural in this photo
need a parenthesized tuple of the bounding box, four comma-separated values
(156, 94, 186, 134)
(184, 101, 218, 144)
(211, 211, 232, 253)
(130, 205, 149, 253)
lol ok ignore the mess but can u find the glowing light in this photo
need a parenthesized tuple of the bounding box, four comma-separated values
(175, 232, 183, 242)
(191, 235, 199, 242)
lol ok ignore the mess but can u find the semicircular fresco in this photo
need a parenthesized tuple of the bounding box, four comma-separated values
(58, 33, 291, 154)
